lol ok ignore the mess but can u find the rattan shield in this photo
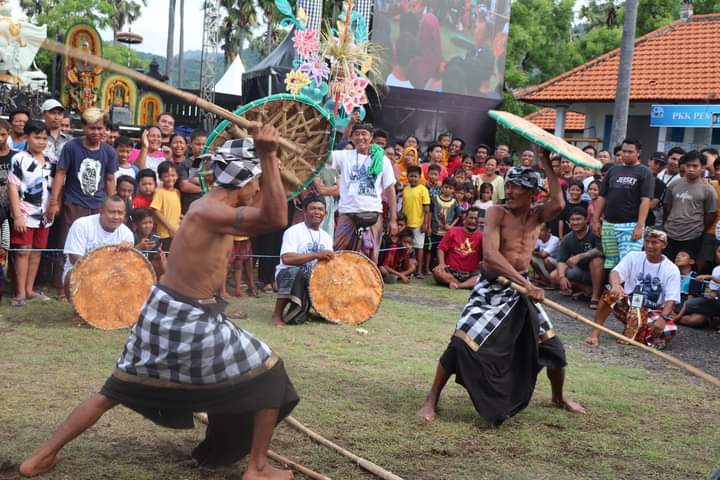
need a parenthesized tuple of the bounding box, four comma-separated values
(68, 246, 156, 330)
(206, 94, 336, 200)
(489, 110, 603, 170)
(308, 251, 384, 325)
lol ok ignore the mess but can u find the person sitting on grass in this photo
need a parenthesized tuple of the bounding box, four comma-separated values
(530, 222, 559, 287)
(272, 195, 333, 326)
(549, 207, 604, 309)
(432, 207, 483, 289)
(585, 229, 680, 348)
(7, 120, 55, 306)
(674, 250, 697, 308)
(131, 208, 165, 278)
(674, 245, 720, 330)
(380, 228, 416, 284)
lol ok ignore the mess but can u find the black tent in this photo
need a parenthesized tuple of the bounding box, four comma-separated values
(242, 29, 297, 103)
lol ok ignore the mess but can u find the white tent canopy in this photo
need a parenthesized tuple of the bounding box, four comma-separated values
(215, 55, 244, 96)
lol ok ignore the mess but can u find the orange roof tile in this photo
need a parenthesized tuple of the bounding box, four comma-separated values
(515, 14, 720, 103)
(525, 108, 586, 131)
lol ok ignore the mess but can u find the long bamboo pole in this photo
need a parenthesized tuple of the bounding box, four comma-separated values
(192, 413, 331, 480)
(41, 38, 302, 155)
(498, 276, 720, 388)
(284, 415, 405, 480)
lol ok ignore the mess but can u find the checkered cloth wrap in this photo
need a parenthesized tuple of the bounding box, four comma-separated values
(456, 274, 554, 348)
(209, 138, 262, 188)
(116, 286, 272, 385)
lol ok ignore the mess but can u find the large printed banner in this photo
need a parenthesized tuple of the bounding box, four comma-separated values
(372, 0, 510, 99)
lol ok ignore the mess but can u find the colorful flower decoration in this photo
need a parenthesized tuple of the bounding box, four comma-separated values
(299, 54, 331, 87)
(285, 70, 311, 95)
(292, 29, 320, 59)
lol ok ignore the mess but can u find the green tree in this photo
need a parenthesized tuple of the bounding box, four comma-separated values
(109, 0, 146, 42)
(258, 0, 276, 55)
(102, 42, 145, 69)
(19, 0, 115, 37)
(220, 0, 258, 66)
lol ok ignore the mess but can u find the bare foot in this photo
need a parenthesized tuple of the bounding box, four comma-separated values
(449, 282, 459, 289)
(232, 290, 247, 298)
(584, 335, 599, 346)
(242, 460, 293, 480)
(19, 448, 60, 477)
(219, 291, 231, 299)
(271, 315, 284, 327)
(416, 401, 437, 422)
(553, 398, 586, 414)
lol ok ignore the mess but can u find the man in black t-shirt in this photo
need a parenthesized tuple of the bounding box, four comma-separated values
(550, 207, 604, 309)
(176, 129, 208, 213)
(591, 138, 654, 270)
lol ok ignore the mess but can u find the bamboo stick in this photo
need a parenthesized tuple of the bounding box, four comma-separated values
(498, 277, 720, 388)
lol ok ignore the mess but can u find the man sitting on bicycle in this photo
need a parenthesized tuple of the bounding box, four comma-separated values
(332, 122, 398, 262)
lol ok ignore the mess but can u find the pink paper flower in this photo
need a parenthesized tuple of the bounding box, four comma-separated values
(292, 29, 320, 59)
(298, 54, 331, 87)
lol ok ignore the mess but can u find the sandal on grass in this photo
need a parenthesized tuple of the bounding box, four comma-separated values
(27, 292, 51, 301)
(11, 297, 27, 307)
(589, 299, 599, 310)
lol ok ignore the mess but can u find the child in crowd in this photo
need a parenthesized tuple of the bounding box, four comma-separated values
(675, 245, 720, 329)
(427, 177, 462, 273)
(227, 236, 257, 297)
(380, 228, 416, 284)
(150, 161, 181, 251)
(7, 120, 53, 306)
(425, 163, 443, 198)
(402, 165, 431, 278)
(586, 180, 600, 224)
(116, 175, 136, 226)
(453, 168, 467, 185)
(674, 250, 698, 307)
(132, 168, 156, 209)
(114, 136, 139, 180)
(463, 182, 474, 207)
(473, 182, 494, 230)
(380, 213, 407, 261)
(132, 208, 165, 277)
(558, 180, 588, 238)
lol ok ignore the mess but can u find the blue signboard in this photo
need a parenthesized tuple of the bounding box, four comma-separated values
(650, 104, 720, 128)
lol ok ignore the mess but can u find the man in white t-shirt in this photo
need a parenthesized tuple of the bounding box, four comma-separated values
(530, 222, 559, 285)
(586, 229, 680, 348)
(332, 123, 397, 263)
(272, 195, 333, 326)
(62, 195, 134, 288)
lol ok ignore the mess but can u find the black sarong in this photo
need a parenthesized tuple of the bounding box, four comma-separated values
(441, 296, 566, 426)
(101, 360, 299, 467)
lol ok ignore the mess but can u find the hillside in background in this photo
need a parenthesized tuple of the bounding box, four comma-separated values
(135, 49, 262, 90)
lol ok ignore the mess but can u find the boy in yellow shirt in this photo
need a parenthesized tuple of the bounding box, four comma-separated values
(150, 161, 181, 251)
(402, 165, 431, 278)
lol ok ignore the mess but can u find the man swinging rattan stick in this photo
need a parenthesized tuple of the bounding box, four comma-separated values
(417, 163, 585, 426)
(20, 125, 298, 480)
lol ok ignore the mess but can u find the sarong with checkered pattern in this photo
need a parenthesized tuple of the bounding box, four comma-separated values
(116, 285, 272, 385)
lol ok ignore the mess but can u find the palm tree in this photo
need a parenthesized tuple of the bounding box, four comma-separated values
(178, 0, 185, 87)
(609, 0, 639, 149)
(220, 0, 258, 66)
(110, 0, 147, 42)
(165, 0, 177, 82)
(258, 0, 275, 55)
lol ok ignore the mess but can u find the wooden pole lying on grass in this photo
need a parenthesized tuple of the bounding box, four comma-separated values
(192, 413, 332, 480)
(41, 38, 302, 156)
(498, 276, 720, 388)
(284, 415, 406, 480)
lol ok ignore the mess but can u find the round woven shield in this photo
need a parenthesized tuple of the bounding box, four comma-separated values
(206, 94, 336, 200)
(309, 251, 384, 325)
(68, 246, 156, 330)
(489, 110, 602, 170)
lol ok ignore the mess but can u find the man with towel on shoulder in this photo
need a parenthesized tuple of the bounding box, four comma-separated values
(20, 125, 298, 480)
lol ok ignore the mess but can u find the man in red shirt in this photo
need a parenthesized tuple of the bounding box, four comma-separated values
(432, 207, 483, 288)
(446, 138, 465, 175)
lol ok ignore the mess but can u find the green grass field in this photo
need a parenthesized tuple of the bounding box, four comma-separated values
(1, 281, 718, 479)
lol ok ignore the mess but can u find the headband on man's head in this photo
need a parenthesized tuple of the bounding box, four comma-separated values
(207, 138, 262, 188)
(505, 166, 547, 192)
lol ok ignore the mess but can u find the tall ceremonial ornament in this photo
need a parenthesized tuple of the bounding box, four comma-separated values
(0, 1, 46, 85)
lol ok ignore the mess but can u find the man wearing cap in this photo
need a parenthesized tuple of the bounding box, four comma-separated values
(417, 162, 585, 426)
(41, 99, 68, 162)
(331, 122, 397, 263)
(21, 124, 298, 480)
(585, 229, 680, 349)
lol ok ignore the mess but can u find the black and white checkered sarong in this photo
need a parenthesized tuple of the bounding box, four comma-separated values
(116, 286, 272, 385)
(456, 275, 554, 349)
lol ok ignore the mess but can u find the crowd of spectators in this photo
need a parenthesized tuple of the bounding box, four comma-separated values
(2, 99, 720, 342)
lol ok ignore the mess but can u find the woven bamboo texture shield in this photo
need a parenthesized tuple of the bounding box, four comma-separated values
(309, 251, 384, 325)
(206, 94, 336, 200)
(68, 246, 156, 330)
(489, 110, 602, 170)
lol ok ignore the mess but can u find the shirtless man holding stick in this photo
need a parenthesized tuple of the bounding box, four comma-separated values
(20, 124, 298, 480)
(417, 162, 585, 426)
